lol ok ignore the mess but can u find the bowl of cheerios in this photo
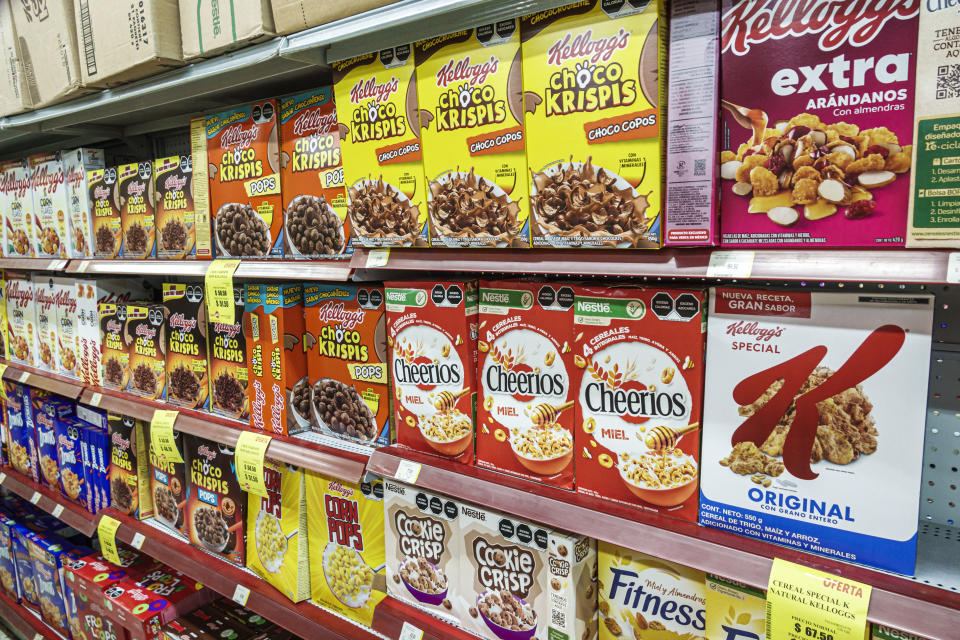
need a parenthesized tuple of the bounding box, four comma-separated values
(617, 449, 698, 507)
(323, 543, 375, 608)
(509, 423, 573, 476)
(417, 410, 473, 456)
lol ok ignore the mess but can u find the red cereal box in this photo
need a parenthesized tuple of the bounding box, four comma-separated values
(385, 281, 478, 464)
(476, 281, 577, 488)
(101, 566, 212, 640)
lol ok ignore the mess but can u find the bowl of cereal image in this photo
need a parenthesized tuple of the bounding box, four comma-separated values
(287, 376, 312, 432)
(256, 510, 295, 574)
(616, 449, 699, 507)
(192, 505, 235, 553)
(283, 195, 345, 257)
(398, 555, 447, 606)
(322, 543, 375, 608)
(153, 485, 183, 530)
(311, 378, 378, 441)
(509, 423, 574, 476)
(417, 410, 473, 457)
(214, 203, 271, 257)
(477, 588, 538, 640)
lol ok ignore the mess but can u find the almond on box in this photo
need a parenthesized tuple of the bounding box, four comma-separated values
(89, 167, 121, 259)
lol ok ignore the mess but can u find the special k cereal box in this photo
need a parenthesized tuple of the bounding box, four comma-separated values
(206, 101, 283, 258)
(476, 281, 577, 487)
(520, 1, 665, 248)
(4, 160, 35, 257)
(279, 88, 351, 258)
(62, 148, 105, 258)
(5, 274, 37, 367)
(705, 574, 766, 640)
(415, 21, 530, 248)
(385, 280, 478, 464)
(718, 1, 919, 245)
(700, 288, 934, 574)
(333, 46, 430, 247)
(31, 274, 59, 374)
(155, 155, 207, 260)
(28, 152, 69, 259)
(574, 286, 705, 521)
(118, 162, 156, 259)
(209, 285, 248, 422)
(598, 542, 705, 640)
(90, 167, 121, 259)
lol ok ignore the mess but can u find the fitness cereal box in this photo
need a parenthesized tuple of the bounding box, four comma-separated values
(28, 152, 69, 259)
(53, 276, 79, 379)
(700, 289, 933, 574)
(118, 162, 156, 259)
(206, 100, 283, 258)
(164, 283, 210, 411)
(414, 20, 530, 248)
(476, 280, 577, 487)
(718, 1, 919, 245)
(598, 542, 705, 640)
(520, 1, 665, 248)
(90, 167, 121, 259)
(209, 285, 248, 422)
(124, 301, 167, 401)
(149, 428, 187, 538)
(308, 473, 386, 624)
(6, 274, 37, 367)
(705, 574, 766, 640)
(108, 413, 153, 520)
(333, 45, 430, 247)
(303, 283, 391, 447)
(385, 280, 478, 464)
(574, 286, 705, 521)
(32, 274, 59, 374)
(279, 87, 351, 258)
(155, 155, 206, 260)
(4, 160, 34, 257)
(184, 434, 247, 567)
(62, 148, 105, 259)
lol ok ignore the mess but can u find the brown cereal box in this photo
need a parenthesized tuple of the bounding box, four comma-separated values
(108, 413, 153, 520)
(520, 1, 665, 248)
(333, 45, 430, 247)
(79, 278, 153, 387)
(4, 160, 35, 257)
(31, 274, 59, 374)
(476, 280, 577, 487)
(118, 162, 156, 259)
(209, 285, 249, 422)
(99, 298, 128, 391)
(206, 101, 283, 258)
(124, 301, 167, 401)
(155, 155, 207, 260)
(28, 152, 69, 259)
(385, 280, 478, 464)
(90, 167, 121, 259)
(6, 274, 38, 367)
(414, 21, 530, 248)
(164, 283, 209, 411)
(184, 434, 246, 567)
(62, 148, 105, 259)
(574, 286, 705, 521)
(149, 431, 188, 538)
(52, 277, 79, 379)
(303, 283, 391, 447)
(278, 88, 351, 258)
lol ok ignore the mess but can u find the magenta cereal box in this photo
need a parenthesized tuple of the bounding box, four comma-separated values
(718, 1, 919, 246)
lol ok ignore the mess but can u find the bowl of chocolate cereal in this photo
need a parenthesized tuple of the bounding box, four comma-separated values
(428, 169, 522, 247)
(348, 177, 422, 246)
(477, 588, 538, 640)
(398, 555, 447, 606)
(192, 505, 232, 553)
(283, 195, 345, 257)
(310, 378, 378, 442)
(153, 484, 181, 530)
(214, 203, 271, 257)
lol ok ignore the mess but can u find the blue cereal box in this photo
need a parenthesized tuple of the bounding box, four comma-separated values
(36, 397, 74, 490)
(11, 523, 38, 610)
(55, 417, 88, 510)
(0, 512, 20, 602)
(28, 531, 71, 637)
(5, 382, 35, 480)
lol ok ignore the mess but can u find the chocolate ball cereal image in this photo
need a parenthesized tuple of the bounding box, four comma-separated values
(154, 485, 178, 525)
(132, 363, 158, 394)
(311, 378, 377, 441)
(348, 178, 421, 244)
(284, 195, 344, 256)
(429, 169, 521, 245)
(216, 203, 271, 256)
(111, 476, 134, 514)
(193, 506, 229, 550)
(213, 371, 245, 414)
(161, 219, 187, 251)
(291, 377, 311, 422)
(168, 365, 201, 404)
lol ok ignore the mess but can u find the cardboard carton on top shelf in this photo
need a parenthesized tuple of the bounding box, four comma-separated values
(271, 0, 398, 35)
(0, 0, 32, 115)
(178, 0, 274, 59)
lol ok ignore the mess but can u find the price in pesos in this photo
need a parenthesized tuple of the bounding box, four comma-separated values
(795, 624, 833, 640)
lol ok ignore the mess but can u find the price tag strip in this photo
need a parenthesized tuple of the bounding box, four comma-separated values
(707, 250, 755, 279)
(234, 431, 272, 496)
(98, 515, 123, 566)
(394, 459, 422, 485)
(204, 259, 241, 325)
(150, 409, 183, 463)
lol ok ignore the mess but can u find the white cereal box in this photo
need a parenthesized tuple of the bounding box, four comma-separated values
(62, 148, 105, 258)
(53, 277, 80, 380)
(5, 275, 37, 367)
(3, 160, 34, 258)
(29, 152, 70, 259)
(31, 274, 59, 374)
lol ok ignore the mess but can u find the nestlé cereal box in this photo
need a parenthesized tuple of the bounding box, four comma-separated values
(108, 413, 152, 520)
(206, 100, 283, 258)
(28, 152, 69, 259)
(90, 167, 121, 259)
(209, 285, 248, 422)
(718, 1, 919, 245)
(385, 280, 478, 464)
(155, 155, 204, 260)
(4, 160, 34, 257)
(6, 274, 37, 367)
(124, 301, 167, 401)
(53, 276, 79, 379)
(62, 148, 105, 259)
(333, 45, 430, 247)
(118, 162, 156, 259)
(700, 288, 933, 574)
(31, 274, 59, 374)
(520, 1, 665, 248)
(164, 283, 209, 411)
(575, 286, 705, 520)
(872, 625, 927, 640)
(279, 88, 351, 258)
(184, 434, 247, 567)
(705, 574, 766, 640)
(415, 20, 530, 248)
(149, 430, 187, 538)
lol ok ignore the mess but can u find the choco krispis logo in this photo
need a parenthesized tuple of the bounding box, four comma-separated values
(433, 55, 507, 131)
(542, 27, 636, 116)
(348, 75, 406, 143)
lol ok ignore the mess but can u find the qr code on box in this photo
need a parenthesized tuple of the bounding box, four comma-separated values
(937, 65, 960, 99)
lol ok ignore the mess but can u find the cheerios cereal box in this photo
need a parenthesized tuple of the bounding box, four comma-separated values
(599, 542, 705, 640)
(476, 280, 578, 488)
(705, 574, 765, 640)
(247, 459, 308, 603)
(6, 274, 38, 368)
(28, 152, 70, 259)
(574, 286, 705, 521)
(3, 160, 35, 257)
(308, 473, 386, 625)
(718, 1, 919, 246)
(520, 1, 665, 248)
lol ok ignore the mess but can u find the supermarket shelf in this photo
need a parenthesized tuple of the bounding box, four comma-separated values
(0, 470, 96, 536)
(66, 260, 212, 277)
(369, 446, 960, 640)
(65, 259, 353, 281)
(0, 589, 64, 640)
(0, 259, 68, 272)
(0, 365, 84, 400)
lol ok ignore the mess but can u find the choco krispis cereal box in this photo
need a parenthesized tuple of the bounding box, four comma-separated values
(155, 155, 205, 260)
(164, 283, 209, 411)
(718, 1, 918, 245)
(118, 162, 156, 259)
(520, 1, 665, 248)
(90, 167, 121, 259)
(184, 434, 246, 567)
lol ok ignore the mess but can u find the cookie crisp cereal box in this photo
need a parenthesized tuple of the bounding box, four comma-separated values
(705, 574, 766, 640)
(6, 274, 37, 367)
(3, 160, 34, 257)
(520, 1, 665, 248)
(62, 148, 105, 258)
(333, 45, 430, 247)
(718, 1, 919, 246)
(700, 288, 933, 574)
(28, 152, 70, 259)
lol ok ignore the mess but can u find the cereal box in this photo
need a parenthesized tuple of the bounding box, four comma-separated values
(35, 397, 73, 490)
(414, 20, 530, 248)
(125, 301, 167, 401)
(28, 532, 72, 636)
(385, 280, 478, 464)
(0, 270, 8, 360)
(700, 288, 934, 574)
(206, 100, 283, 258)
(574, 286, 705, 520)
(5, 382, 35, 480)
(705, 574, 766, 640)
(598, 542, 705, 640)
(520, 1, 665, 248)
(209, 285, 248, 422)
(101, 567, 213, 640)
(28, 152, 69, 259)
(308, 473, 386, 625)
(718, 1, 919, 245)
(164, 283, 209, 410)
(872, 625, 927, 640)
(10, 524, 37, 610)
(6, 274, 37, 367)
(303, 283, 390, 447)
(149, 432, 187, 538)
(0, 513, 20, 602)
(278, 87, 351, 258)
(108, 413, 153, 520)
(246, 459, 308, 603)
(384, 479, 461, 626)
(184, 434, 246, 567)
(84, 279, 153, 388)
(54, 416, 88, 510)
(118, 162, 156, 259)
(32, 274, 59, 374)
(476, 280, 577, 487)
(62, 148, 105, 259)
(155, 155, 205, 260)
(3, 160, 34, 257)
(53, 276, 80, 379)
(0, 163, 14, 258)
(90, 167, 122, 259)
(333, 45, 430, 247)
(99, 295, 130, 391)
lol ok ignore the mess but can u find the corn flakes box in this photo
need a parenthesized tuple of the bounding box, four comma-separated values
(598, 543, 706, 639)
(308, 473, 386, 625)
(520, 1, 665, 248)
(705, 574, 766, 640)
(0, 270, 8, 361)
(62, 148, 105, 259)
(90, 167, 121, 259)
(6, 274, 38, 367)
(333, 45, 430, 247)
(3, 160, 35, 257)
(28, 152, 69, 259)
(108, 413, 152, 520)
(32, 274, 59, 374)
(53, 276, 79, 379)
(148, 433, 187, 538)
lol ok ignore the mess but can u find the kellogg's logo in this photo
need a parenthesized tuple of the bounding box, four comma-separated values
(293, 107, 338, 136)
(164, 173, 187, 191)
(169, 312, 197, 332)
(213, 321, 241, 339)
(220, 123, 261, 149)
(436, 55, 499, 88)
(7, 281, 33, 308)
(547, 28, 630, 66)
(33, 165, 64, 193)
(725, 320, 783, 342)
(349, 75, 400, 105)
(316, 301, 365, 330)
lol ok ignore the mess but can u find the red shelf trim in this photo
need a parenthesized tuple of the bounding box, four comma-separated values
(0, 569, 66, 640)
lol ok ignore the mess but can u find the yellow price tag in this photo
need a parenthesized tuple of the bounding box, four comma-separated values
(97, 515, 123, 566)
(234, 431, 272, 496)
(767, 558, 871, 640)
(205, 260, 241, 325)
(150, 409, 182, 463)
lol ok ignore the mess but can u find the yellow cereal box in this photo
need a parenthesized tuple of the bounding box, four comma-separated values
(520, 1, 665, 248)
(705, 574, 766, 640)
(414, 21, 530, 248)
(333, 45, 429, 247)
(247, 458, 309, 602)
(307, 472, 386, 627)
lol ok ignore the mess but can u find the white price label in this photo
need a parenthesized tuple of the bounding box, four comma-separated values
(394, 459, 422, 485)
(89, 392, 102, 407)
(52, 504, 64, 518)
(131, 532, 145, 550)
(398, 622, 423, 640)
(18, 371, 29, 383)
(707, 250, 755, 278)
(232, 584, 250, 606)
(30, 492, 40, 505)
(34, 633, 43, 640)
(947, 252, 960, 284)
(366, 248, 391, 268)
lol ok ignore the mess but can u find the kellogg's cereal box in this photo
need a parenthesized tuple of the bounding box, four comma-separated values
(0, 513, 19, 602)
(54, 416, 88, 510)
(385, 280, 478, 464)
(35, 397, 73, 490)
(718, 1, 919, 245)
(206, 101, 283, 258)
(6, 274, 37, 367)
(574, 286, 705, 521)
(415, 21, 530, 248)
(118, 162, 156, 259)
(184, 434, 246, 567)
(164, 283, 209, 410)
(279, 88, 351, 258)
(90, 167, 121, 259)
(209, 285, 248, 422)
(520, 1, 664, 248)
(53, 277, 79, 379)
(125, 301, 167, 401)
(28, 152, 69, 259)
(3, 160, 34, 257)
(81, 278, 152, 387)
(31, 274, 59, 374)
(705, 574, 766, 640)
(149, 430, 187, 538)
(333, 45, 430, 247)
(155, 155, 207, 260)
(476, 280, 577, 487)
(5, 381, 35, 480)
(62, 148, 105, 259)
(108, 413, 152, 520)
